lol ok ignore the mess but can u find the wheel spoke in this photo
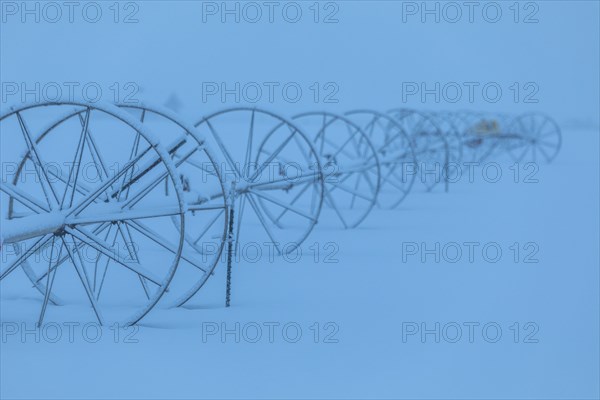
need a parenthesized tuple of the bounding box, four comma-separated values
(248, 188, 317, 221)
(80, 115, 110, 183)
(126, 220, 207, 273)
(317, 114, 328, 155)
(0, 234, 53, 281)
(244, 109, 256, 171)
(245, 193, 282, 254)
(273, 179, 313, 223)
(537, 142, 551, 161)
(61, 235, 104, 325)
(37, 237, 62, 326)
(1, 181, 49, 214)
(121, 144, 199, 210)
(205, 120, 242, 178)
(117, 221, 150, 299)
(60, 107, 91, 209)
(66, 226, 164, 286)
(249, 129, 297, 182)
(16, 112, 59, 208)
(117, 129, 142, 201)
(95, 226, 120, 301)
(351, 173, 374, 205)
(193, 208, 226, 246)
(66, 144, 154, 217)
(33, 222, 110, 284)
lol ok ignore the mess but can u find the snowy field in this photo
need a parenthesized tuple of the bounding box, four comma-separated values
(1, 1, 599, 399)
(1, 125, 598, 399)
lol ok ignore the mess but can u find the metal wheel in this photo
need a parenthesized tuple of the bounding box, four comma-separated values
(345, 109, 417, 209)
(291, 112, 381, 228)
(118, 104, 229, 307)
(428, 112, 463, 164)
(506, 113, 562, 163)
(194, 108, 324, 256)
(1, 101, 186, 325)
(388, 109, 450, 192)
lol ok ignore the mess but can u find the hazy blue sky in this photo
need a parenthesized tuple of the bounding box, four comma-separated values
(1, 1, 598, 123)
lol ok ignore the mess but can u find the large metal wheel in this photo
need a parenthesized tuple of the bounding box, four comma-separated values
(1, 101, 186, 325)
(388, 109, 450, 192)
(118, 104, 229, 307)
(345, 109, 417, 209)
(506, 113, 562, 163)
(291, 112, 381, 228)
(194, 108, 324, 256)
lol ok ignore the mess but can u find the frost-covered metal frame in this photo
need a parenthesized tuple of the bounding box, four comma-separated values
(0, 101, 187, 326)
(0, 100, 562, 325)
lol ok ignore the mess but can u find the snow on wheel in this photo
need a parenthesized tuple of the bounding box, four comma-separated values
(194, 108, 324, 256)
(1, 101, 186, 326)
(118, 104, 229, 307)
(291, 112, 381, 228)
(344, 109, 417, 209)
(506, 113, 562, 163)
(388, 109, 450, 192)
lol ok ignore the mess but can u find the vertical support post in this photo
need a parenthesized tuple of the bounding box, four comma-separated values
(225, 181, 236, 307)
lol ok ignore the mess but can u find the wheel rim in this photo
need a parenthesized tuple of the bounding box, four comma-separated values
(345, 109, 416, 209)
(388, 109, 450, 192)
(194, 107, 324, 256)
(507, 113, 562, 163)
(292, 111, 381, 228)
(1, 101, 185, 325)
(118, 104, 229, 307)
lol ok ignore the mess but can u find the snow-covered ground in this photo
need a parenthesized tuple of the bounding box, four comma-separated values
(1, 126, 598, 399)
(1, 1, 599, 398)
